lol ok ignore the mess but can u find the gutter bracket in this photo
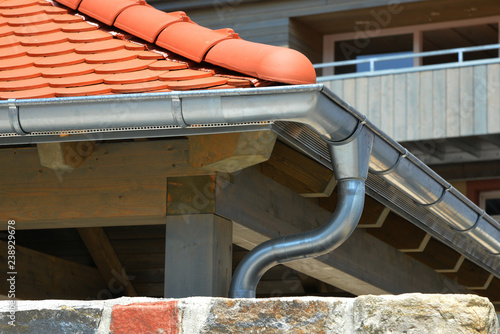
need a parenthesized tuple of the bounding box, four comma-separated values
(171, 96, 187, 128)
(416, 183, 452, 207)
(370, 149, 408, 176)
(7, 99, 27, 135)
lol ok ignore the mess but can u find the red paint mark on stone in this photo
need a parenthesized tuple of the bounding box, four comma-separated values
(110, 301, 180, 334)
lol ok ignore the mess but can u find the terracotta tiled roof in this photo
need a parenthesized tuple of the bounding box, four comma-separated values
(0, 0, 316, 100)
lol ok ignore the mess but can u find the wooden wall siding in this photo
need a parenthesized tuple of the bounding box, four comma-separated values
(289, 19, 323, 65)
(324, 63, 500, 142)
(150, 0, 409, 54)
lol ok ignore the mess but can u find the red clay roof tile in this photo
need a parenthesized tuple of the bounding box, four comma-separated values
(0, 55, 41, 70)
(123, 42, 145, 51)
(206, 84, 237, 90)
(1, 5, 45, 17)
(103, 69, 165, 84)
(0, 76, 49, 91)
(0, 44, 34, 59)
(49, 72, 106, 87)
(41, 62, 97, 77)
(0, 0, 39, 9)
(74, 39, 128, 53)
(85, 49, 140, 63)
(159, 69, 213, 81)
(114, 6, 187, 43)
(55, 83, 111, 97)
(156, 23, 237, 63)
(0, 86, 56, 100)
(44, 6, 68, 14)
(78, 0, 138, 26)
(166, 77, 228, 90)
(53, 14, 84, 23)
(0, 66, 41, 80)
(38, 0, 52, 5)
(28, 41, 82, 56)
(9, 13, 55, 27)
(67, 30, 113, 43)
(34, 52, 85, 67)
(94, 58, 156, 74)
(14, 21, 64, 35)
(61, 22, 99, 33)
(0, 26, 15, 38)
(20, 31, 69, 46)
(0, 35, 22, 47)
(137, 51, 163, 60)
(148, 60, 187, 71)
(227, 78, 253, 88)
(110, 80, 170, 94)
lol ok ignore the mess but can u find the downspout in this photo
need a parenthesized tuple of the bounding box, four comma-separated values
(229, 125, 374, 298)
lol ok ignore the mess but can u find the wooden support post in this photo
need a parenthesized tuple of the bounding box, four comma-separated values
(165, 175, 232, 297)
(37, 141, 95, 171)
(164, 214, 232, 298)
(78, 227, 137, 297)
(188, 130, 277, 173)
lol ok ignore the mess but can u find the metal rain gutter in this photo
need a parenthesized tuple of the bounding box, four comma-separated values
(1, 84, 499, 280)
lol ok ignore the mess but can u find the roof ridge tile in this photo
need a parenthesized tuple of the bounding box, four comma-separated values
(78, 0, 139, 26)
(114, 6, 188, 43)
(156, 22, 237, 63)
(54, 0, 315, 84)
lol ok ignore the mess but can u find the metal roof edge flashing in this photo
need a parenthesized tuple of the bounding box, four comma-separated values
(0, 84, 499, 274)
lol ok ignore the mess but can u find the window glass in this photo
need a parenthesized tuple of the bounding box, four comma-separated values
(334, 34, 413, 74)
(356, 51, 414, 72)
(485, 198, 500, 216)
(422, 23, 499, 65)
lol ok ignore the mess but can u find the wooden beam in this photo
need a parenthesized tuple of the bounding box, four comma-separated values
(78, 227, 137, 297)
(216, 167, 470, 296)
(0, 240, 105, 299)
(0, 139, 212, 227)
(0, 216, 167, 231)
(166, 175, 216, 215)
(37, 141, 95, 171)
(262, 141, 336, 197)
(189, 131, 277, 173)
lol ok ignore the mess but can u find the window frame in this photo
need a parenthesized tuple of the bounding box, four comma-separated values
(322, 15, 500, 76)
(479, 190, 500, 221)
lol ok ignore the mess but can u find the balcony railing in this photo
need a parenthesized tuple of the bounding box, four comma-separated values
(315, 44, 500, 82)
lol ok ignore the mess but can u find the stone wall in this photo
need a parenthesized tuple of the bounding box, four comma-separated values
(0, 294, 498, 333)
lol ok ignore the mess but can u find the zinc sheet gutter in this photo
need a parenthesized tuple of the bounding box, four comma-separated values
(0, 83, 499, 277)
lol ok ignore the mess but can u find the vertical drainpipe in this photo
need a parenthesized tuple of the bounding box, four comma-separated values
(229, 123, 374, 298)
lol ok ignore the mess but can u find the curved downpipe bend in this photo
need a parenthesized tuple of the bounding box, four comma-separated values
(229, 127, 374, 298)
(229, 179, 365, 298)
